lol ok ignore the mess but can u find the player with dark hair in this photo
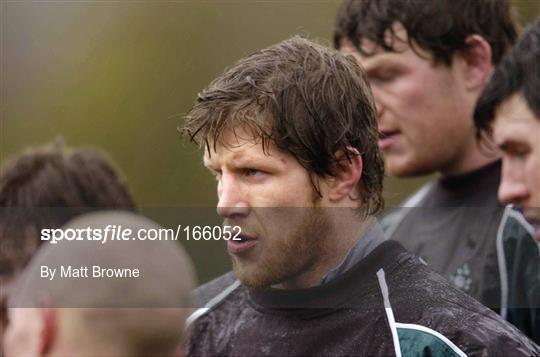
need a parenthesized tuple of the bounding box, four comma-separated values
(333, 0, 540, 341)
(183, 36, 538, 356)
(474, 18, 540, 342)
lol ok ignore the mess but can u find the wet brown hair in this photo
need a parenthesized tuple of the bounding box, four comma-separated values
(183, 36, 384, 216)
(334, 0, 518, 65)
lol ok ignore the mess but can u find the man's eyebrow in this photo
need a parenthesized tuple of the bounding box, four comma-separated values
(230, 157, 260, 167)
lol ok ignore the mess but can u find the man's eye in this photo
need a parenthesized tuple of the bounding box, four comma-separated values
(509, 151, 529, 160)
(244, 168, 262, 177)
(505, 147, 530, 159)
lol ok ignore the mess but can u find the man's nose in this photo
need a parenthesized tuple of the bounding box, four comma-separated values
(216, 175, 249, 219)
(498, 162, 529, 205)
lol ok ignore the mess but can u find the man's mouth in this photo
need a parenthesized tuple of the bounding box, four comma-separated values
(227, 233, 258, 255)
(378, 129, 401, 150)
(524, 217, 540, 242)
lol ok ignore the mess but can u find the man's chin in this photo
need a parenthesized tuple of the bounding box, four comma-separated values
(385, 155, 413, 177)
(386, 157, 437, 177)
(231, 259, 284, 289)
(232, 260, 268, 289)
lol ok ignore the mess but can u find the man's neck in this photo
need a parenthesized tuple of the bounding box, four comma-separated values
(273, 215, 373, 290)
(440, 138, 499, 176)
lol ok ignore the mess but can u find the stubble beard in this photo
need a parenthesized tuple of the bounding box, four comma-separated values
(232, 206, 331, 289)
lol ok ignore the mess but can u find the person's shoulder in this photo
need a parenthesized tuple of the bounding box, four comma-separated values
(186, 271, 243, 332)
(193, 270, 239, 307)
(394, 313, 539, 356)
(386, 260, 539, 355)
(186, 272, 244, 356)
(380, 180, 435, 235)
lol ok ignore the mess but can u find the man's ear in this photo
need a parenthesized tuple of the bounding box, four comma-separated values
(327, 148, 362, 202)
(457, 35, 493, 91)
(39, 307, 57, 355)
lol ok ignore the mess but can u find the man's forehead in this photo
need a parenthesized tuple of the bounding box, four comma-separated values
(339, 22, 432, 68)
(493, 94, 540, 143)
(496, 94, 536, 120)
(203, 135, 276, 164)
(340, 22, 408, 53)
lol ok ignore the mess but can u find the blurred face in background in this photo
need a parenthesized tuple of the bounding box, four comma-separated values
(3, 308, 42, 357)
(1, 267, 24, 355)
(204, 127, 332, 289)
(0, 278, 12, 355)
(339, 25, 476, 177)
(493, 94, 540, 241)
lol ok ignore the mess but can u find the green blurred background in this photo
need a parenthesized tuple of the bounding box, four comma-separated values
(1, 1, 539, 283)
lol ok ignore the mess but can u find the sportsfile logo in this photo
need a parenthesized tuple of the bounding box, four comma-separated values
(40, 225, 242, 244)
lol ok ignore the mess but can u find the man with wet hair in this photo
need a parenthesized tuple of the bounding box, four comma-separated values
(333, 0, 538, 336)
(0, 141, 136, 350)
(4, 211, 196, 357)
(183, 36, 538, 355)
(474, 18, 540, 342)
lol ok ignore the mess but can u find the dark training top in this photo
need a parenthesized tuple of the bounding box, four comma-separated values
(187, 241, 539, 356)
(382, 160, 540, 343)
(383, 160, 504, 306)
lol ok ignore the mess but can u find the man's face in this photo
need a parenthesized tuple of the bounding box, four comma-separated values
(339, 28, 474, 176)
(4, 308, 42, 357)
(493, 94, 540, 241)
(203, 128, 331, 289)
(0, 276, 17, 355)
